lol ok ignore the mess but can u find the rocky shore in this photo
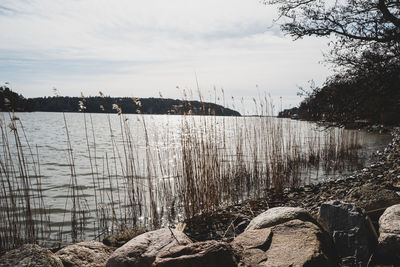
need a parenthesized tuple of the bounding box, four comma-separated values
(184, 127, 400, 243)
(1, 127, 400, 267)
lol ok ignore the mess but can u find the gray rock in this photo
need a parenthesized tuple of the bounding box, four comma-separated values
(232, 219, 337, 267)
(0, 244, 63, 267)
(56, 241, 115, 267)
(379, 204, 400, 234)
(153, 240, 237, 267)
(374, 204, 400, 264)
(106, 228, 192, 267)
(319, 200, 377, 266)
(245, 206, 317, 231)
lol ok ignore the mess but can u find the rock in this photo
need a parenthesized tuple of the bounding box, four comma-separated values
(375, 233, 400, 265)
(319, 200, 377, 266)
(245, 206, 317, 231)
(345, 183, 400, 212)
(106, 228, 192, 267)
(232, 219, 337, 267)
(231, 228, 272, 266)
(103, 226, 147, 247)
(374, 204, 400, 264)
(0, 244, 63, 267)
(379, 204, 400, 235)
(56, 241, 115, 267)
(152, 240, 237, 267)
(345, 183, 400, 233)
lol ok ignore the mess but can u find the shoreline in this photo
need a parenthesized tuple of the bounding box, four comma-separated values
(184, 126, 400, 242)
(1, 125, 400, 266)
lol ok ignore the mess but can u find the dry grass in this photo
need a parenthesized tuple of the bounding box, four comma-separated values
(0, 113, 49, 252)
(0, 94, 366, 251)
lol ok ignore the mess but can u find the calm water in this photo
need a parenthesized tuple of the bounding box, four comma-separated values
(0, 112, 392, 244)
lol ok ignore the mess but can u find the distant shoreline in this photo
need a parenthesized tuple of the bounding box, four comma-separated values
(0, 87, 241, 117)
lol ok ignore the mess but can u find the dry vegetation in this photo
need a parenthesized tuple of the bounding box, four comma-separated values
(0, 94, 364, 252)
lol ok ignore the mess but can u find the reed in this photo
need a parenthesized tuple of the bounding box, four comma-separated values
(0, 113, 49, 252)
(0, 93, 366, 251)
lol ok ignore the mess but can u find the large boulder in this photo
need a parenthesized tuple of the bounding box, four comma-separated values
(153, 240, 237, 267)
(0, 244, 63, 267)
(245, 206, 317, 231)
(56, 241, 115, 267)
(374, 204, 400, 264)
(319, 200, 377, 266)
(232, 219, 337, 267)
(106, 228, 192, 267)
(379, 204, 400, 235)
(103, 226, 146, 247)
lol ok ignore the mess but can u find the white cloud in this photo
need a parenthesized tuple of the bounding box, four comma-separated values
(0, 0, 332, 113)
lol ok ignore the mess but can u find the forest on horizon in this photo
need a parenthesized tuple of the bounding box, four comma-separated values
(0, 87, 241, 116)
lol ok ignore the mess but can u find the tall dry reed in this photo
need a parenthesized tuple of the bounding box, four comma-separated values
(0, 94, 366, 251)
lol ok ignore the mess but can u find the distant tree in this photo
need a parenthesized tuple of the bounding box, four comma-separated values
(0, 86, 35, 112)
(27, 95, 242, 116)
(296, 50, 400, 124)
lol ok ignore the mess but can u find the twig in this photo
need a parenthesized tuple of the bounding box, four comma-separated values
(222, 219, 236, 238)
(168, 227, 181, 245)
(223, 214, 240, 238)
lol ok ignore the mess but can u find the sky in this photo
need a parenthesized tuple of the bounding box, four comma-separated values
(0, 0, 333, 114)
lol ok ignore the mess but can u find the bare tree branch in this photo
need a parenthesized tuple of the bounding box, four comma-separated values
(265, 0, 400, 44)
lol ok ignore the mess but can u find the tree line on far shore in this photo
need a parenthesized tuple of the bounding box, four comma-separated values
(0, 87, 241, 116)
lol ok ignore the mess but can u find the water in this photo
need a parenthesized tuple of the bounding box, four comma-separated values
(0, 112, 392, 246)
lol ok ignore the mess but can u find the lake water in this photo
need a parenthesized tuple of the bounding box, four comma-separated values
(0, 112, 392, 247)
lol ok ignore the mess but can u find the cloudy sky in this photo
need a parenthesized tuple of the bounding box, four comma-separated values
(0, 0, 332, 113)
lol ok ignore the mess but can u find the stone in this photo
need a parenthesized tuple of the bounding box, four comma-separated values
(152, 240, 237, 267)
(103, 226, 147, 247)
(319, 200, 377, 266)
(374, 204, 400, 264)
(245, 206, 317, 231)
(106, 228, 192, 267)
(231, 228, 272, 266)
(56, 241, 115, 267)
(379, 204, 400, 234)
(232, 219, 337, 267)
(345, 183, 400, 213)
(375, 233, 400, 265)
(0, 244, 63, 267)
